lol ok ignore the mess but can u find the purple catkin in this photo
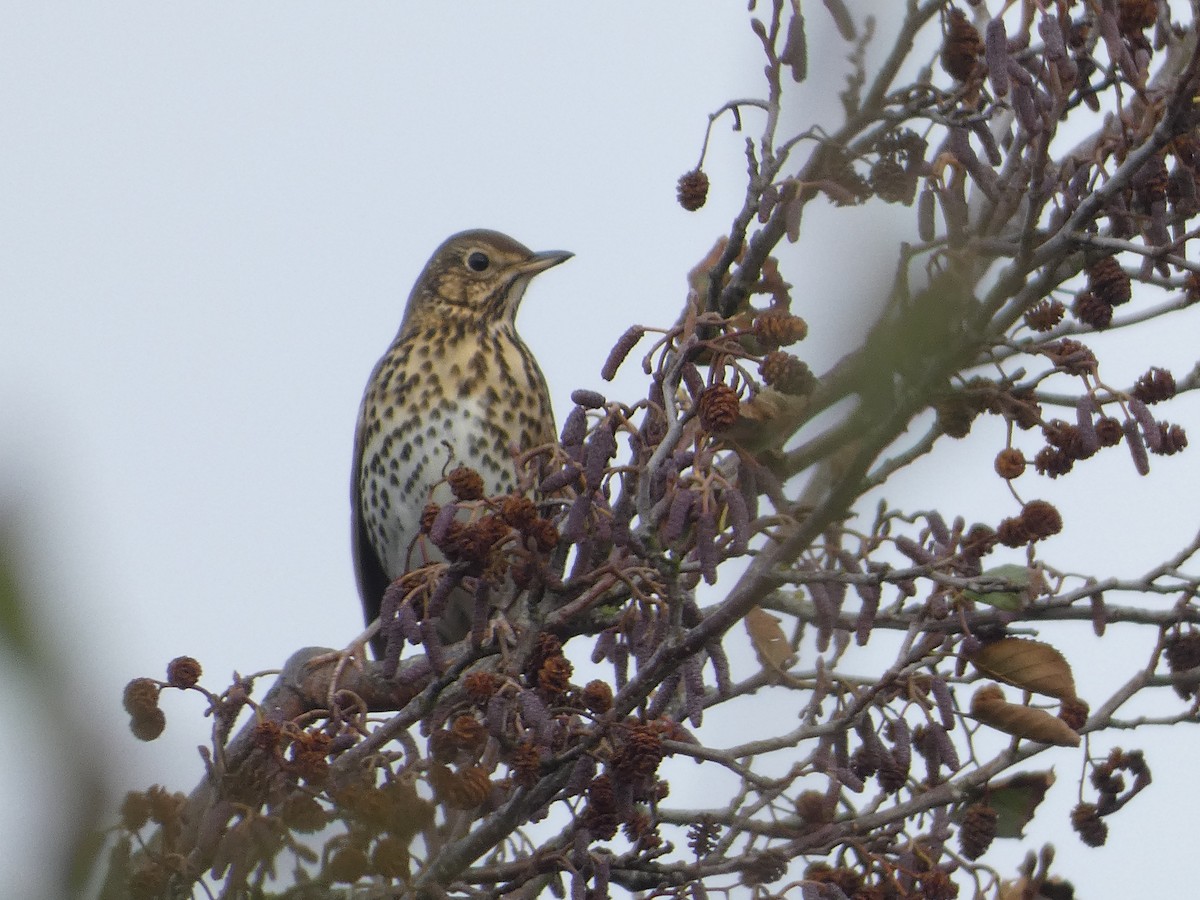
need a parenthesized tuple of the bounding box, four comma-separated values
(696, 507, 719, 584)
(1038, 13, 1066, 60)
(591, 628, 616, 664)
(918, 189, 936, 241)
(381, 616, 405, 679)
(583, 420, 617, 490)
(396, 600, 422, 644)
(785, 195, 803, 242)
(888, 718, 912, 769)
(724, 488, 750, 554)
(947, 127, 998, 201)
(929, 675, 957, 731)
(931, 723, 961, 771)
(646, 669, 681, 720)
(429, 503, 459, 545)
(1129, 399, 1163, 452)
(1090, 587, 1108, 637)
(1010, 77, 1040, 134)
(927, 511, 951, 549)
(567, 539, 595, 582)
(378, 579, 404, 628)
(837, 767, 865, 793)
(895, 535, 934, 565)
(970, 119, 1003, 166)
(834, 725, 850, 767)
(427, 571, 458, 619)
(810, 580, 835, 652)
(960, 633, 982, 657)
(610, 489, 633, 547)
(707, 640, 733, 697)
(682, 654, 706, 727)
(1076, 394, 1100, 455)
(419, 620, 445, 671)
(853, 582, 881, 646)
(1124, 417, 1151, 475)
(627, 610, 650, 662)
(560, 406, 588, 448)
(592, 851, 611, 897)
(858, 714, 885, 758)
(780, 10, 807, 82)
(572, 829, 590, 869)
(570, 388, 606, 410)
(601, 326, 645, 382)
(519, 689, 551, 741)
(612, 638, 629, 691)
(540, 462, 582, 494)
(985, 17, 1009, 96)
(485, 691, 507, 737)
(823, 0, 855, 40)
(564, 755, 596, 798)
(564, 493, 593, 543)
(662, 490, 695, 543)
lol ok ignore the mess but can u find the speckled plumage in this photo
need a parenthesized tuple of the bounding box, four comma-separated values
(352, 229, 570, 654)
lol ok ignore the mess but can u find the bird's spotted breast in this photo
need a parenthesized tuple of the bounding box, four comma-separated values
(358, 330, 552, 578)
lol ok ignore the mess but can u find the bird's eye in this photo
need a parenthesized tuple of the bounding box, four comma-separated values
(466, 251, 490, 272)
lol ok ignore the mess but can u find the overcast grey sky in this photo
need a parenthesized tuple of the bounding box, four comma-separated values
(3, 4, 1199, 897)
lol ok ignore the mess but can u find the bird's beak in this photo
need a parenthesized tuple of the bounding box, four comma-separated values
(519, 249, 574, 274)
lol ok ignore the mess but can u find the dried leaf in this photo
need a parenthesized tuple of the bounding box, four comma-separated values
(970, 637, 1077, 700)
(745, 606, 795, 676)
(970, 684, 1081, 747)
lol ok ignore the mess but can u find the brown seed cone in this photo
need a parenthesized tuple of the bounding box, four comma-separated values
(1071, 801, 1108, 847)
(869, 155, 916, 204)
(166, 656, 202, 689)
(447, 465, 485, 501)
(581, 679, 614, 713)
(1025, 298, 1065, 332)
(1094, 416, 1124, 446)
(935, 395, 977, 439)
(996, 516, 1032, 548)
(753, 308, 809, 349)
(677, 169, 710, 211)
(1021, 499, 1063, 540)
(759, 350, 816, 396)
(958, 802, 999, 860)
(697, 384, 740, 432)
(1088, 256, 1131, 306)
(1059, 695, 1090, 731)
(994, 448, 1026, 479)
(1072, 290, 1113, 329)
(1132, 366, 1176, 404)
(1042, 338, 1097, 375)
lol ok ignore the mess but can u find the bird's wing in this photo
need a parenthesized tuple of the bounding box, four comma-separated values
(350, 386, 392, 658)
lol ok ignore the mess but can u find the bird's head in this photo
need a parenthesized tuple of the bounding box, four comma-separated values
(401, 229, 572, 331)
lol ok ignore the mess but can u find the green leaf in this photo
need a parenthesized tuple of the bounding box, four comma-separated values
(961, 564, 1032, 611)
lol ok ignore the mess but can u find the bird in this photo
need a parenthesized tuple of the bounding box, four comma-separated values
(351, 229, 571, 657)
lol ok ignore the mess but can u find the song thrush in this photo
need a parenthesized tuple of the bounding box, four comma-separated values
(351, 229, 571, 655)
